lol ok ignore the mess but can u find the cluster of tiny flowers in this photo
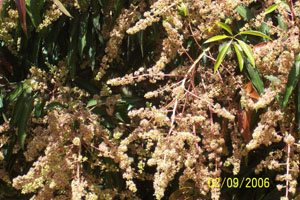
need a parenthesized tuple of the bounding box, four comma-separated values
(37, 3, 63, 32)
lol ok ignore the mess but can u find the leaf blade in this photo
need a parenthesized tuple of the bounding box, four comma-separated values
(283, 58, 300, 112)
(233, 42, 244, 71)
(215, 22, 233, 35)
(237, 31, 272, 41)
(265, 4, 279, 14)
(53, 0, 72, 18)
(214, 40, 232, 73)
(245, 58, 264, 94)
(237, 39, 255, 68)
(204, 35, 230, 44)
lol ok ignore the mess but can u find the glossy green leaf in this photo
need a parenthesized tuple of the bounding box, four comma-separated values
(265, 4, 279, 14)
(6, 83, 27, 102)
(17, 88, 34, 150)
(295, 74, 300, 132)
(87, 99, 97, 107)
(10, 90, 26, 128)
(53, 0, 72, 18)
(237, 39, 255, 68)
(235, 5, 254, 21)
(26, 0, 45, 27)
(216, 22, 233, 35)
(233, 42, 244, 71)
(115, 112, 125, 122)
(34, 94, 49, 118)
(204, 35, 230, 44)
(214, 40, 232, 73)
(245, 59, 264, 94)
(237, 31, 272, 41)
(283, 59, 300, 112)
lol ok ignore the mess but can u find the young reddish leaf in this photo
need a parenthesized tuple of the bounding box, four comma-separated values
(15, 0, 27, 37)
(245, 82, 259, 100)
(238, 107, 252, 143)
(0, 0, 5, 17)
(252, 42, 269, 54)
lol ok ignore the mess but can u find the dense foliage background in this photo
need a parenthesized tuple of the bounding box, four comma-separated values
(1, 0, 300, 199)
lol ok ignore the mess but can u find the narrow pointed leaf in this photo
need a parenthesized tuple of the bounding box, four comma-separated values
(216, 22, 233, 35)
(245, 58, 264, 94)
(15, 0, 27, 37)
(265, 4, 279, 14)
(238, 31, 272, 40)
(53, 0, 72, 18)
(237, 39, 255, 68)
(204, 35, 230, 44)
(17, 88, 34, 150)
(235, 5, 254, 21)
(283, 58, 300, 112)
(233, 42, 244, 71)
(214, 40, 232, 73)
(295, 74, 300, 132)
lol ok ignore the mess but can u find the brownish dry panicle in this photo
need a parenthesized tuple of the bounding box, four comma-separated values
(95, 3, 143, 81)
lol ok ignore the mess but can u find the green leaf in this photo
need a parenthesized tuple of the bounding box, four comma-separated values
(5, 83, 27, 102)
(204, 35, 230, 44)
(235, 5, 254, 21)
(115, 112, 125, 122)
(34, 94, 49, 118)
(17, 88, 34, 150)
(283, 59, 300, 112)
(10, 90, 26, 128)
(26, 0, 45, 27)
(278, 14, 288, 31)
(233, 42, 244, 71)
(237, 39, 255, 68)
(87, 99, 97, 107)
(53, 0, 72, 18)
(214, 40, 232, 73)
(245, 58, 264, 94)
(237, 31, 272, 41)
(295, 74, 300, 132)
(215, 22, 233, 35)
(264, 4, 279, 14)
(264, 75, 281, 83)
